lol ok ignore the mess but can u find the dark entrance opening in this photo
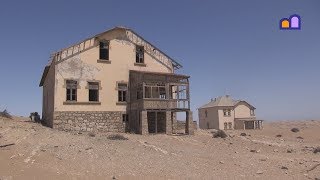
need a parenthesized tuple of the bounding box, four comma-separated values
(147, 111, 166, 134)
(244, 121, 254, 129)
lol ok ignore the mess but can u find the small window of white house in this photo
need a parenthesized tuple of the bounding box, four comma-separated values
(136, 45, 144, 63)
(66, 80, 77, 101)
(250, 109, 255, 116)
(223, 109, 231, 117)
(99, 40, 109, 60)
(118, 83, 127, 102)
(228, 122, 232, 129)
(88, 82, 99, 102)
(205, 110, 208, 118)
(224, 122, 228, 130)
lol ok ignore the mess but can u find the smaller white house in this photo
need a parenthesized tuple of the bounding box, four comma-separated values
(198, 95, 263, 130)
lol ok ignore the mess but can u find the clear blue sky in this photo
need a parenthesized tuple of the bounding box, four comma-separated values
(0, 0, 319, 121)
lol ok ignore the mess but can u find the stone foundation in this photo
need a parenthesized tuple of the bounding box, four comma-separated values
(53, 111, 125, 132)
(173, 120, 197, 133)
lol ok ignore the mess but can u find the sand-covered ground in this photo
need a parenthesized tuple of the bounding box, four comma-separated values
(0, 116, 319, 180)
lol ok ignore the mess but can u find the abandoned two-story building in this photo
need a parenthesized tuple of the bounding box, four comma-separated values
(198, 95, 263, 130)
(40, 26, 194, 135)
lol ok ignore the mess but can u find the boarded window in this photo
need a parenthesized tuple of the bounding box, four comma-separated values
(66, 80, 77, 101)
(88, 82, 99, 102)
(136, 45, 144, 63)
(99, 40, 109, 60)
(118, 83, 127, 102)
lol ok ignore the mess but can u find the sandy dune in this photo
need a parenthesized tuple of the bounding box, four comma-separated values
(0, 117, 319, 180)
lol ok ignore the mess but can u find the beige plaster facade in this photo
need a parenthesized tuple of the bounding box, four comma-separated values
(40, 27, 194, 134)
(198, 95, 263, 130)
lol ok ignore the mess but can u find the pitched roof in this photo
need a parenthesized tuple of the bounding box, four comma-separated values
(40, 26, 183, 87)
(198, 95, 255, 109)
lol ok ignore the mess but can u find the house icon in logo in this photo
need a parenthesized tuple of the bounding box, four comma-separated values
(280, 14, 301, 30)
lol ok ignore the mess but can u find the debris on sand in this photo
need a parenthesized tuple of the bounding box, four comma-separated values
(287, 149, 294, 153)
(88, 132, 96, 137)
(291, 128, 300, 133)
(313, 147, 320, 154)
(212, 130, 228, 138)
(107, 134, 128, 140)
(281, 166, 288, 170)
(240, 133, 247, 136)
(256, 170, 263, 174)
(250, 149, 260, 153)
(276, 134, 282, 137)
(0, 143, 15, 148)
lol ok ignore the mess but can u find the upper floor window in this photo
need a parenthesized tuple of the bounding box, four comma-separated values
(118, 83, 127, 102)
(99, 40, 109, 60)
(205, 110, 208, 118)
(223, 109, 231, 117)
(88, 82, 99, 102)
(136, 45, 144, 63)
(250, 109, 255, 116)
(66, 80, 77, 101)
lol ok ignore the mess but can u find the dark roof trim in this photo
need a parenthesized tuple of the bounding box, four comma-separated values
(234, 100, 256, 109)
(52, 26, 183, 70)
(130, 70, 190, 78)
(39, 66, 50, 87)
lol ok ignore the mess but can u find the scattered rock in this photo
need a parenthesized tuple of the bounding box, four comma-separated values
(88, 132, 96, 137)
(256, 170, 263, 174)
(240, 133, 247, 136)
(219, 161, 224, 164)
(85, 147, 93, 151)
(54, 145, 58, 148)
(296, 136, 304, 139)
(276, 134, 282, 137)
(107, 134, 128, 140)
(260, 158, 267, 161)
(281, 166, 288, 170)
(287, 149, 294, 153)
(250, 149, 260, 153)
(213, 130, 228, 138)
(273, 149, 279, 152)
(313, 147, 320, 154)
(112, 176, 116, 179)
(291, 128, 300, 133)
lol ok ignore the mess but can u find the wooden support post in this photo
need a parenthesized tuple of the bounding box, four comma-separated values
(155, 112, 158, 134)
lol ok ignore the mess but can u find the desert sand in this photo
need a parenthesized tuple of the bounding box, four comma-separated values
(0, 116, 319, 180)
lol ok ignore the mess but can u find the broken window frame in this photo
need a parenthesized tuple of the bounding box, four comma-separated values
(118, 83, 128, 102)
(224, 122, 228, 130)
(99, 40, 109, 60)
(66, 80, 77, 101)
(250, 109, 255, 116)
(223, 109, 231, 117)
(88, 82, 99, 102)
(135, 45, 144, 63)
(143, 84, 166, 99)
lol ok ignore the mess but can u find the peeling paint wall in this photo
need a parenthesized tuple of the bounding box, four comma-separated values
(53, 28, 173, 112)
